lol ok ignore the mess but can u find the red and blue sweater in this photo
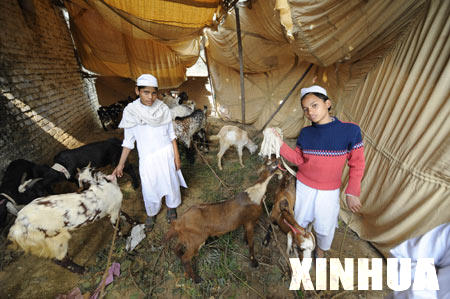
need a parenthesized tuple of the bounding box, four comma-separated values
(280, 118, 365, 197)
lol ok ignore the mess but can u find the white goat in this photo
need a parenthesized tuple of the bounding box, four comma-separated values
(169, 100, 195, 120)
(161, 93, 180, 108)
(8, 168, 122, 273)
(209, 125, 258, 170)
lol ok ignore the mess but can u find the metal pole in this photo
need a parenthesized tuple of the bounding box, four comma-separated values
(234, 4, 245, 125)
(202, 36, 216, 111)
(259, 63, 314, 133)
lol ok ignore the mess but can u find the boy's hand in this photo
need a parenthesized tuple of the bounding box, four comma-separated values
(346, 194, 362, 213)
(112, 164, 124, 178)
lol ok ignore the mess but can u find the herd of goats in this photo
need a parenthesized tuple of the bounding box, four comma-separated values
(0, 92, 315, 283)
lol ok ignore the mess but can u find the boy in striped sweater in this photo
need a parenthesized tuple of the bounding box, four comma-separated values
(277, 85, 365, 258)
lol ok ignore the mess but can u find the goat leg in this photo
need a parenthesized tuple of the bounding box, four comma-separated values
(123, 163, 140, 190)
(120, 210, 136, 225)
(263, 225, 273, 246)
(200, 129, 209, 153)
(174, 243, 185, 257)
(181, 249, 202, 283)
(54, 256, 85, 274)
(244, 222, 258, 268)
(237, 146, 245, 168)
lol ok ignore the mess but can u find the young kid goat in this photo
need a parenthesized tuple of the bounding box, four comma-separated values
(165, 158, 282, 283)
(263, 171, 316, 258)
(209, 125, 258, 170)
(8, 168, 122, 273)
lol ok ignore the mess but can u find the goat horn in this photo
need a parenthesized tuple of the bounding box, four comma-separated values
(20, 172, 27, 185)
(18, 179, 32, 193)
(18, 178, 43, 192)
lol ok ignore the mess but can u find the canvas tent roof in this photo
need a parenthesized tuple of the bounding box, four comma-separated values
(64, 0, 449, 256)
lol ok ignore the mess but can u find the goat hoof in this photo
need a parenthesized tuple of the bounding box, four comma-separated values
(194, 276, 203, 284)
(69, 264, 85, 274)
(250, 258, 259, 268)
(55, 259, 85, 274)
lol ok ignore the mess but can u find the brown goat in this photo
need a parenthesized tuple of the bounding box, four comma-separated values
(263, 171, 316, 258)
(165, 159, 281, 283)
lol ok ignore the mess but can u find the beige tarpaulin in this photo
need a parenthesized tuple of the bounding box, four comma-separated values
(205, 0, 428, 137)
(338, 0, 450, 255)
(205, 0, 449, 255)
(65, 0, 221, 88)
(62, 0, 448, 255)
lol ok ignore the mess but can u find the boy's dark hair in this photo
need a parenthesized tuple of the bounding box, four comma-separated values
(301, 92, 331, 111)
(137, 86, 158, 91)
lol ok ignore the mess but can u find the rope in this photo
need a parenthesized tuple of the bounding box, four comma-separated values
(259, 63, 313, 133)
(98, 214, 120, 298)
(281, 157, 297, 177)
(339, 212, 354, 259)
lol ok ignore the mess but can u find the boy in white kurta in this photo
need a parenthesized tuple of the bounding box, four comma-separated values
(112, 74, 187, 232)
(388, 223, 450, 299)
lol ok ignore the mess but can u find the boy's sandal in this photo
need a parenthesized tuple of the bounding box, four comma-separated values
(145, 216, 155, 232)
(166, 208, 177, 224)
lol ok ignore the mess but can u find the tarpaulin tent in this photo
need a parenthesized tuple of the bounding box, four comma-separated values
(65, 0, 222, 88)
(64, 0, 449, 256)
(204, 0, 449, 256)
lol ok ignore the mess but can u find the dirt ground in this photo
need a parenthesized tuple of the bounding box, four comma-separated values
(0, 118, 392, 298)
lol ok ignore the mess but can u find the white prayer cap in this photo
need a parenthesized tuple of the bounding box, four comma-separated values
(300, 85, 327, 99)
(136, 74, 158, 87)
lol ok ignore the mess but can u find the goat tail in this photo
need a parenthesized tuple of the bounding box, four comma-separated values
(208, 135, 220, 141)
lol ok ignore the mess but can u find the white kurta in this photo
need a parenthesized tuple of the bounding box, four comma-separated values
(122, 122, 187, 216)
(388, 223, 450, 299)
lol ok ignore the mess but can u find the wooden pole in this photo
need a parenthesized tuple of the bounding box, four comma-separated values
(259, 63, 314, 133)
(202, 36, 216, 112)
(234, 4, 245, 126)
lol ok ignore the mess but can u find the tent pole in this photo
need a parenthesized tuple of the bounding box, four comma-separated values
(234, 4, 245, 126)
(202, 36, 216, 113)
(259, 63, 314, 134)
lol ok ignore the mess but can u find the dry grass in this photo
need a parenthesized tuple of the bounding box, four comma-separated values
(0, 119, 390, 298)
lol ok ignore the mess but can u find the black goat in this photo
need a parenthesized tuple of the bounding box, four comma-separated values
(177, 91, 188, 104)
(43, 138, 139, 190)
(97, 97, 134, 131)
(0, 159, 51, 227)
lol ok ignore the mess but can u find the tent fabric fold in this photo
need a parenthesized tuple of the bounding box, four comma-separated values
(205, 0, 449, 256)
(62, 0, 448, 255)
(65, 0, 221, 87)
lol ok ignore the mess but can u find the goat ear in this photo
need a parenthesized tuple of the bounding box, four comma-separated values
(76, 167, 81, 174)
(87, 162, 91, 168)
